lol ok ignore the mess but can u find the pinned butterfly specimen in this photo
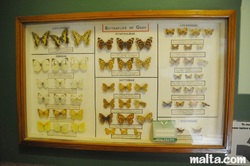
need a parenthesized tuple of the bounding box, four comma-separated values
(70, 109, 83, 120)
(71, 122, 85, 133)
(120, 128, 128, 135)
(134, 99, 147, 108)
(162, 101, 172, 108)
(169, 58, 180, 66)
(116, 38, 134, 50)
(102, 83, 115, 92)
(119, 83, 132, 92)
(32, 31, 50, 47)
(99, 113, 113, 125)
(135, 57, 151, 70)
(71, 57, 88, 72)
(37, 121, 51, 132)
(54, 93, 66, 104)
(97, 37, 113, 50)
(177, 28, 188, 35)
(103, 98, 115, 109)
(105, 128, 116, 135)
(201, 102, 210, 107)
(192, 127, 202, 133)
(70, 79, 83, 89)
(190, 28, 201, 36)
(172, 87, 182, 93)
(99, 58, 115, 71)
(117, 113, 134, 125)
(194, 74, 203, 80)
(136, 112, 153, 125)
(135, 37, 153, 50)
(37, 93, 50, 104)
(173, 74, 182, 80)
(171, 44, 179, 50)
(175, 101, 185, 107)
(36, 79, 48, 89)
(71, 30, 91, 46)
(184, 45, 192, 50)
(37, 109, 50, 119)
(176, 128, 185, 134)
(53, 109, 67, 119)
(185, 74, 193, 79)
(134, 83, 148, 92)
(165, 28, 175, 35)
(183, 57, 194, 65)
(118, 99, 131, 109)
(184, 87, 194, 93)
(117, 58, 134, 70)
(197, 45, 204, 50)
(54, 79, 66, 88)
(50, 28, 69, 48)
(32, 59, 50, 73)
(53, 122, 69, 134)
(197, 59, 208, 67)
(204, 29, 214, 35)
(189, 101, 198, 107)
(196, 87, 207, 94)
(51, 58, 69, 73)
(134, 128, 142, 137)
(71, 94, 83, 105)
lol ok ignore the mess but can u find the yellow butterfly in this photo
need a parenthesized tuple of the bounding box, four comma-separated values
(36, 79, 48, 89)
(135, 57, 151, 70)
(190, 28, 201, 36)
(71, 122, 85, 133)
(37, 121, 51, 132)
(117, 113, 134, 125)
(175, 101, 185, 107)
(99, 58, 114, 71)
(97, 37, 113, 50)
(37, 93, 50, 104)
(99, 113, 113, 125)
(134, 128, 142, 137)
(51, 58, 69, 73)
(117, 58, 134, 70)
(32, 59, 50, 73)
(134, 83, 148, 92)
(119, 83, 132, 92)
(37, 109, 50, 118)
(54, 79, 66, 88)
(103, 98, 115, 109)
(183, 57, 194, 65)
(53, 122, 69, 134)
(118, 99, 131, 109)
(204, 29, 214, 35)
(102, 83, 115, 92)
(50, 28, 69, 48)
(70, 109, 83, 120)
(53, 109, 67, 119)
(177, 28, 188, 35)
(120, 128, 128, 135)
(105, 128, 116, 135)
(169, 58, 180, 66)
(184, 87, 194, 93)
(135, 37, 153, 50)
(71, 30, 91, 46)
(184, 45, 192, 50)
(165, 28, 175, 35)
(71, 57, 88, 72)
(136, 112, 152, 125)
(32, 31, 50, 47)
(171, 44, 179, 50)
(134, 100, 147, 108)
(116, 38, 134, 50)
(70, 79, 83, 89)
(54, 93, 66, 104)
(71, 94, 83, 105)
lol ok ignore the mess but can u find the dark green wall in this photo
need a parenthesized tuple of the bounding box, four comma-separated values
(0, 0, 246, 165)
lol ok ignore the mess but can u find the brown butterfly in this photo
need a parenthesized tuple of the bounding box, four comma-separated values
(120, 128, 128, 135)
(102, 83, 115, 92)
(204, 29, 214, 35)
(177, 28, 188, 35)
(103, 98, 115, 109)
(97, 37, 113, 50)
(50, 28, 69, 48)
(175, 101, 185, 107)
(99, 113, 113, 125)
(118, 99, 131, 109)
(171, 44, 179, 50)
(190, 28, 201, 36)
(134, 83, 148, 92)
(134, 100, 147, 108)
(53, 109, 67, 119)
(135, 57, 151, 70)
(32, 31, 50, 47)
(184, 45, 192, 50)
(117, 113, 134, 125)
(119, 83, 132, 92)
(105, 128, 116, 135)
(117, 58, 134, 70)
(136, 37, 153, 50)
(134, 128, 142, 137)
(136, 112, 152, 125)
(165, 28, 175, 35)
(99, 58, 114, 70)
(37, 109, 50, 118)
(116, 38, 134, 50)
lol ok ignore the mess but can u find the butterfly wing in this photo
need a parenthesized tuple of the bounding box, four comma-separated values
(82, 30, 91, 45)
(99, 113, 113, 124)
(136, 115, 145, 125)
(61, 124, 69, 134)
(136, 57, 151, 70)
(126, 58, 134, 70)
(136, 38, 144, 50)
(162, 101, 172, 107)
(50, 35, 61, 48)
(116, 38, 124, 50)
(72, 31, 82, 46)
(60, 28, 69, 44)
(117, 113, 125, 124)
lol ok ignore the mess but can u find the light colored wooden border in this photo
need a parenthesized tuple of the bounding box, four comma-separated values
(16, 10, 236, 153)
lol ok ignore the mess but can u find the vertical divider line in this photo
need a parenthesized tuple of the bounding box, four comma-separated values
(156, 23, 159, 121)
(94, 26, 97, 137)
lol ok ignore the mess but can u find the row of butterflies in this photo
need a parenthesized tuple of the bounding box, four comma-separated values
(102, 98, 147, 109)
(162, 100, 210, 108)
(103, 83, 148, 93)
(38, 93, 83, 105)
(169, 57, 208, 67)
(38, 109, 83, 120)
(170, 44, 204, 50)
(104, 128, 142, 137)
(37, 79, 84, 89)
(165, 28, 214, 36)
(172, 86, 207, 94)
(32, 28, 153, 50)
(173, 73, 204, 80)
(176, 127, 202, 134)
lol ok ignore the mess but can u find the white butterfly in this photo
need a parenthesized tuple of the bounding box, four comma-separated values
(70, 79, 83, 89)
(71, 57, 88, 72)
(36, 79, 48, 89)
(71, 94, 82, 105)
(54, 79, 66, 88)
(196, 87, 207, 94)
(54, 94, 66, 104)
(51, 58, 69, 73)
(33, 59, 50, 73)
(37, 93, 50, 104)
(197, 59, 208, 67)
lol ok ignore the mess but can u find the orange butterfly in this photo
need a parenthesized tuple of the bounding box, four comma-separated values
(117, 113, 134, 125)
